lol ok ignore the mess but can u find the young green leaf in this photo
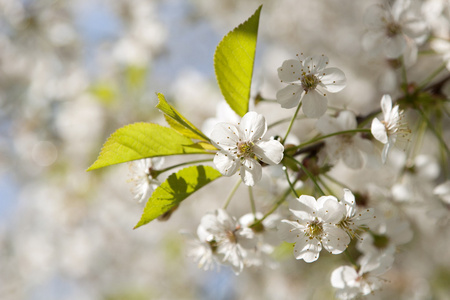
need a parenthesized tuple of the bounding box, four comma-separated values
(156, 93, 210, 141)
(134, 165, 222, 228)
(87, 123, 212, 171)
(214, 5, 262, 117)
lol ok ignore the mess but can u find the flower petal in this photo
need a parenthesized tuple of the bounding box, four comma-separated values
(253, 140, 284, 165)
(331, 265, 359, 289)
(371, 118, 388, 144)
(320, 67, 347, 93)
(337, 110, 357, 130)
(240, 158, 262, 186)
(278, 59, 302, 83)
(294, 237, 322, 263)
(239, 111, 266, 141)
(210, 123, 240, 150)
(276, 84, 303, 109)
(305, 55, 329, 73)
(342, 146, 364, 169)
(380, 94, 393, 119)
(384, 34, 406, 58)
(322, 225, 350, 254)
(364, 4, 389, 29)
(302, 90, 327, 118)
(213, 150, 239, 176)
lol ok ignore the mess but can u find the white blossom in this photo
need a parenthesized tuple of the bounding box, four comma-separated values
(337, 189, 378, 240)
(276, 54, 346, 118)
(127, 157, 164, 202)
(362, 0, 428, 63)
(279, 194, 350, 263)
(211, 111, 284, 186)
(371, 94, 410, 164)
(197, 209, 256, 274)
(434, 180, 450, 204)
(316, 111, 373, 169)
(331, 253, 394, 299)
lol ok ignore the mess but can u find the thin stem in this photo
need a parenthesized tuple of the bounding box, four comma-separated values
(344, 249, 358, 268)
(223, 178, 241, 209)
(317, 175, 334, 196)
(249, 186, 257, 219)
(251, 187, 292, 228)
(323, 174, 350, 190)
(417, 108, 450, 159)
(401, 56, 408, 93)
(282, 102, 303, 144)
(436, 112, 450, 179)
(268, 115, 304, 129)
(156, 158, 214, 175)
(283, 165, 299, 198)
(418, 62, 447, 91)
(285, 155, 325, 196)
(286, 129, 372, 153)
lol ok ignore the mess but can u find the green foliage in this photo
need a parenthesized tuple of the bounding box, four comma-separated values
(134, 165, 222, 228)
(156, 93, 210, 141)
(87, 123, 212, 171)
(214, 5, 262, 117)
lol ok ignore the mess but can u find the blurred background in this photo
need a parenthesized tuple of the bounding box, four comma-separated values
(1, 0, 449, 299)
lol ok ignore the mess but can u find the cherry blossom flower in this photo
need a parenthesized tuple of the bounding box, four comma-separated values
(331, 253, 394, 299)
(211, 111, 284, 186)
(434, 180, 450, 204)
(127, 157, 164, 202)
(197, 209, 256, 274)
(337, 189, 378, 240)
(362, 0, 428, 63)
(371, 94, 410, 164)
(276, 54, 346, 118)
(279, 194, 350, 263)
(316, 111, 373, 169)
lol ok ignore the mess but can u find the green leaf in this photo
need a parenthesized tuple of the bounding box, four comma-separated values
(87, 123, 211, 171)
(214, 5, 262, 117)
(156, 93, 209, 141)
(134, 165, 222, 228)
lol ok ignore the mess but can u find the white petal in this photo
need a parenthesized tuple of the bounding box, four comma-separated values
(331, 265, 358, 289)
(342, 146, 364, 169)
(380, 94, 393, 119)
(276, 84, 303, 109)
(320, 67, 347, 93)
(316, 114, 339, 134)
(362, 30, 385, 52)
(278, 59, 302, 82)
(293, 237, 322, 263)
(384, 35, 406, 58)
(337, 110, 357, 130)
(240, 158, 262, 186)
(305, 55, 329, 73)
(253, 140, 284, 165)
(279, 220, 302, 243)
(403, 19, 428, 43)
(213, 151, 239, 176)
(296, 194, 319, 213)
(364, 4, 389, 29)
(302, 91, 327, 118)
(239, 111, 266, 141)
(210, 123, 240, 150)
(381, 141, 391, 164)
(322, 226, 350, 254)
(319, 197, 346, 223)
(434, 181, 450, 204)
(371, 118, 388, 144)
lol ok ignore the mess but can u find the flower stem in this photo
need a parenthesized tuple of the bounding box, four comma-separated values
(323, 174, 350, 190)
(156, 158, 214, 175)
(417, 108, 450, 160)
(317, 175, 334, 196)
(285, 129, 371, 153)
(223, 178, 241, 209)
(251, 187, 292, 228)
(268, 115, 304, 129)
(344, 249, 358, 268)
(282, 102, 303, 144)
(283, 165, 299, 198)
(285, 155, 325, 196)
(418, 62, 447, 91)
(249, 186, 257, 220)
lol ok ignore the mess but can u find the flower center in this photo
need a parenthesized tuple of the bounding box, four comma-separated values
(237, 141, 254, 158)
(372, 233, 390, 250)
(386, 22, 402, 37)
(301, 74, 320, 92)
(306, 219, 324, 239)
